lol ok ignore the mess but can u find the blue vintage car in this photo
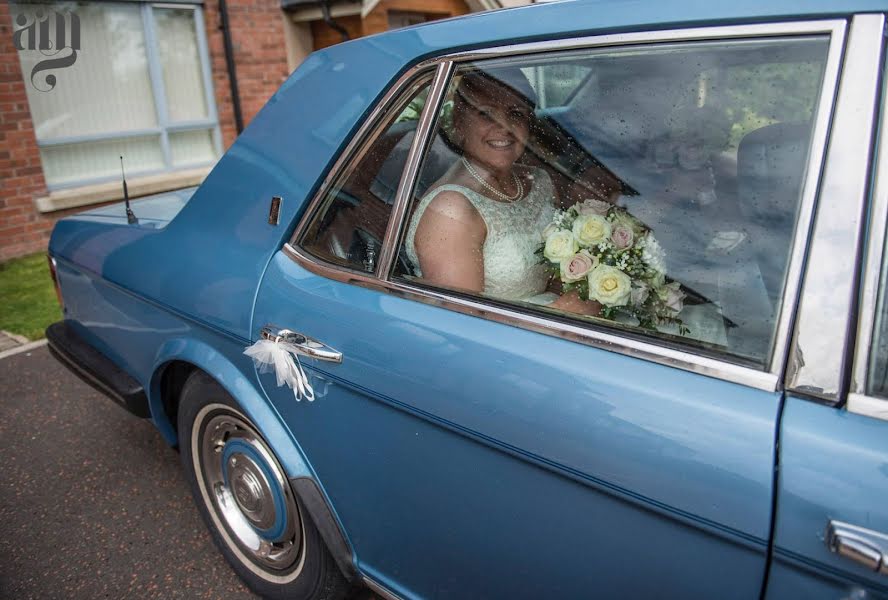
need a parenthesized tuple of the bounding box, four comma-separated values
(45, 1, 888, 598)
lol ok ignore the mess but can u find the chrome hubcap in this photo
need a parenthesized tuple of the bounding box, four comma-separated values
(197, 411, 302, 572)
(229, 455, 275, 529)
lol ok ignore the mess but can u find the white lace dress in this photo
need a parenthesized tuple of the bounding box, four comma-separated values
(405, 168, 557, 303)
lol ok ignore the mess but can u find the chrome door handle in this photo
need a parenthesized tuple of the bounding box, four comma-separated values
(260, 325, 342, 363)
(827, 520, 888, 575)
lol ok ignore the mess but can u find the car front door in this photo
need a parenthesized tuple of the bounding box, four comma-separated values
(253, 20, 847, 599)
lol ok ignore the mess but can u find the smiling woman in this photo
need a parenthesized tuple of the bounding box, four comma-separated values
(404, 66, 599, 316)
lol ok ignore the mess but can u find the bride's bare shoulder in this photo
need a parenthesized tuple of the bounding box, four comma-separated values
(422, 188, 483, 225)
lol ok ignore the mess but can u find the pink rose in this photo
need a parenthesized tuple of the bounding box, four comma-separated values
(665, 287, 685, 315)
(560, 250, 599, 282)
(577, 198, 611, 216)
(611, 225, 634, 249)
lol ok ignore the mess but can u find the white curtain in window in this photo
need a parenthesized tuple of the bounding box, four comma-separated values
(155, 8, 208, 122)
(12, 2, 158, 140)
(170, 129, 215, 166)
(40, 136, 164, 186)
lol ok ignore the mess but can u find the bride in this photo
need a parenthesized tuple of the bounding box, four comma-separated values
(405, 68, 599, 316)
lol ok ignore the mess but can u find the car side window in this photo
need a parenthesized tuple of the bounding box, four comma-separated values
(300, 76, 433, 273)
(393, 36, 830, 368)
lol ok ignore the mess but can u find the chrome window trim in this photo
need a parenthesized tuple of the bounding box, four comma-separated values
(377, 61, 454, 279)
(786, 14, 885, 403)
(766, 21, 846, 378)
(288, 19, 849, 392)
(444, 20, 846, 63)
(290, 66, 439, 253)
(285, 242, 778, 391)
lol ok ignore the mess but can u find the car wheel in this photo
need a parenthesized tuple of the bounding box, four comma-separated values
(178, 371, 349, 600)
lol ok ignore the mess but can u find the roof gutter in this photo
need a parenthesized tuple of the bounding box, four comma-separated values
(218, 0, 244, 134)
(320, 0, 350, 43)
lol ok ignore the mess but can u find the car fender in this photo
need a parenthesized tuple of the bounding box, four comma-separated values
(148, 336, 312, 479)
(147, 336, 358, 581)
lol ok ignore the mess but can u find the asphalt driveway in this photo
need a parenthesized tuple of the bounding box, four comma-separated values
(0, 345, 373, 599)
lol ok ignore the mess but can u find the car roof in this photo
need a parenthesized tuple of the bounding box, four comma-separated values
(353, 0, 887, 56)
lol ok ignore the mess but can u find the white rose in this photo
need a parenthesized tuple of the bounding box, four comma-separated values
(572, 214, 612, 247)
(544, 230, 579, 262)
(560, 250, 599, 282)
(640, 233, 666, 274)
(588, 265, 631, 307)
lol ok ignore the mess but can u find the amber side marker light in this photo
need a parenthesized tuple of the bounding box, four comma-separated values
(47, 254, 64, 310)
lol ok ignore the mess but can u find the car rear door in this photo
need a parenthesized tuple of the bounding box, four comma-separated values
(766, 14, 888, 599)
(252, 20, 848, 600)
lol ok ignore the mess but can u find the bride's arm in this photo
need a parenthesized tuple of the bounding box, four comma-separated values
(413, 191, 486, 293)
(547, 278, 602, 316)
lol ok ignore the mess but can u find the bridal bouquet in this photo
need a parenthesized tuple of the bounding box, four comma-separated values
(538, 198, 687, 333)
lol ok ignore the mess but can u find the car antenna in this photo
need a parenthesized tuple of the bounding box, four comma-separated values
(120, 155, 138, 225)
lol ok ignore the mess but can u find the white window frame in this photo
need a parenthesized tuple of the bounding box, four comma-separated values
(22, 1, 222, 191)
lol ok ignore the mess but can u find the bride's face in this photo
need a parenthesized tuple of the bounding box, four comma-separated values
(456, 83, 531, 175)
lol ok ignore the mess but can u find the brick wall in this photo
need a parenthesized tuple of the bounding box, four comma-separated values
(311, 15, 364, 51)
(312, 0, 469, 51)
(205, 0, 291, 147)
(0, 1, 52, 262)
(364, 0, 470, 36)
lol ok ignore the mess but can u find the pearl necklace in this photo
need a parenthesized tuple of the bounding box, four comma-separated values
(461, 156, 523, 202)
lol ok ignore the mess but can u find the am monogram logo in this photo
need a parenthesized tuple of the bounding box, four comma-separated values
(12, 9, 80, 92)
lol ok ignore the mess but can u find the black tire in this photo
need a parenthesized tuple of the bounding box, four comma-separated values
(178, 371, 349, 600)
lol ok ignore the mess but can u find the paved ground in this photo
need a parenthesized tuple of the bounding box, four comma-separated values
(0, 330, 28, 353)
(0, 346, 374, 599)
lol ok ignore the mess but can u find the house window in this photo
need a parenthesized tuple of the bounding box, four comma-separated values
(11, 2, 221, 189)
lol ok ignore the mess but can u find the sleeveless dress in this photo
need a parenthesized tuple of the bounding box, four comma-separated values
(405, 168, 557, 303)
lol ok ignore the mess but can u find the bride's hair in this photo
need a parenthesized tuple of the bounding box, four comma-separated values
(456, 67, 537, 110)
(449, 67, 538, 151)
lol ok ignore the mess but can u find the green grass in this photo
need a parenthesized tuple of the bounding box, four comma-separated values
(0, 253, 62, 340)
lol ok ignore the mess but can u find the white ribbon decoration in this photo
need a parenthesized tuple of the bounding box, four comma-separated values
(244, 338, 315, 402)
